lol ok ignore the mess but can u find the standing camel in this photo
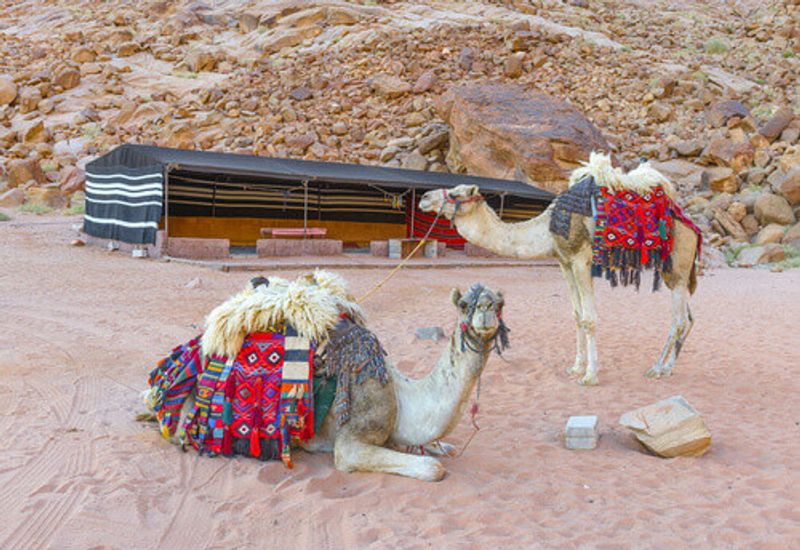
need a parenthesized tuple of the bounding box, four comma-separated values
(419, 153, 699, 386)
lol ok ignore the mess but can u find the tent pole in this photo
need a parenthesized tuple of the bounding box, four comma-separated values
(499, 192, 506, 219)
(163, 165, 170, 238)
(303, 180, 308, 239)
(410, 187, 416, 239)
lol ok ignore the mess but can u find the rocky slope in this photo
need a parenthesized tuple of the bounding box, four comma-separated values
(1, 0, 799, 266)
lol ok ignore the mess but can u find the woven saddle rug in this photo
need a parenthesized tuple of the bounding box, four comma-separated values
(550, 176, 701, 291)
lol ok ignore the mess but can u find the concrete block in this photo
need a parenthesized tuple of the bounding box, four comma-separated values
(388, 239, 402, 259)
(257, 238, 342, 257)
(166, 237, 230, 260)
(565, 415, 598, 450)
(370, 240, 388, 257)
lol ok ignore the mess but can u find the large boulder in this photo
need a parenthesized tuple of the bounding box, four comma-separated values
(773, 166, 800, 206)
(736, 244, 786, 267)
(6, 158, 46, 188)
(754, 193, 796, 225)
(438, 84, 609, 193)
(0, 74, 17, 105)
(619, 395, 711, 458)
(782, 222, 800, 249)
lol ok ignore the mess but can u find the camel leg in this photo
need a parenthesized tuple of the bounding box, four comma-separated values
(646, 284, 690, 378)
(572, 256, 599, 386)
(559, 262, 588, 376)
(334, 434, 446, 482)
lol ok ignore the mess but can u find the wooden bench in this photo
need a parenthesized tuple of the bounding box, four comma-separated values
(260, 227, 327, 238)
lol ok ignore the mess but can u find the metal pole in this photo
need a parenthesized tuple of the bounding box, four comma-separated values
(410, 187, 416, 239)
(499, 192, 506, 219)
(303, 180, 308, 239)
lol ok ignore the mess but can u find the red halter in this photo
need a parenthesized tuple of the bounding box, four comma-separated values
(442, 188, 484, 212)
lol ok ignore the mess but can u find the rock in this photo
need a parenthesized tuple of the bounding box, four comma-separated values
(417, 128, 449, 155)
(0, 74, 18, 105)
(504, 52, 525, 78)
(747, 167, 768, 186)
(619, 395, 711, 458)
(705, 100, 750, 128)
(19, 120, 50, 144)
(117, 42, 140, 57)
(702, 166, 737, 194)
(60, 166, 85, 193)
(70, 238, 85, 247)
(701, 65, 758, 96)
(71, 46, 96, 64)
(565, 415, 598, 450)
(782, 222, 800, 249)
(727, 201, 747, 222)
(284, 133, 315, 152)
(672, 139, 703, 157)
(331, 121, 348, 136)
(754, 224, 787, 245)
(780, 126, 800, 145)
(261, 26, 322, 53)
(754, 193, 796, 225)
(6, 158, 46, 187)
(0, 188, 24, 207)
(18, 87, 42, 114)
(370, 74, 411, 98)
(736, 244, 786, 266)
(773, 166, 800, 205)
(402, 151, 428, 171)
(759, 107, 794, 141)
(415, 326, 445, 341)
(25, 186, 68, 209)
(185, 49, 216, 72)
(185, 277, 203, 289)
(413, 70, 437, 94)
(404, 112, 426, 127)
(380, 146, 400, 162)
(289, 86, 312, 101)
(239, 13, 260, 33)
(54, 67, 81, 90)
(741, 214, 760, 236)
(439, 84, 609, 193)
(458, 47, 474, 71)
(712, 208, 747, 241)
(647, 102, 672, 123)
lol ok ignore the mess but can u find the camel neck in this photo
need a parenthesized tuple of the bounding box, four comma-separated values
(390, 333, 487, 447)
(454, 202, 555, 260)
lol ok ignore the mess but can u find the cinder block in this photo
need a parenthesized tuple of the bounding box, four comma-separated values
(437, 241, 447, 257)
(565, 415, 598, 450)
(370, 240, 388, 257)
(388, 239, 402, 259)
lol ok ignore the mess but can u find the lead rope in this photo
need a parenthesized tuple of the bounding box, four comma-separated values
(456, 375, 481, 458)
(356, 200, 444, 305)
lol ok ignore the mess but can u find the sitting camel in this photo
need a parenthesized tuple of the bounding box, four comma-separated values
(142, 271, 507, 482)
(419, 153, 699, 386)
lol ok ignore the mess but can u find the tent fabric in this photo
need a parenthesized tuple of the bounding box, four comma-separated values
(83, 144, 555, 245)
(84, 165, 163, 244)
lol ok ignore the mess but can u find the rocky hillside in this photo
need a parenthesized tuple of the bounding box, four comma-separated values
(1, 0, 799, 266)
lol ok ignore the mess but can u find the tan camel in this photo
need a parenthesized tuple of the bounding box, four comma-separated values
(419, 154, 698, 386)
(144, 274, 507, 482)
(302, 283, 506, 481)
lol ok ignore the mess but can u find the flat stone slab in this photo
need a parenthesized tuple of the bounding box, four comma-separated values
(619, 395, 711, 458)
(565, 415, 598, 450)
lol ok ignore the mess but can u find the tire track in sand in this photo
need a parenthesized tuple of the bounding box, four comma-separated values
(0, 375, 100, 549)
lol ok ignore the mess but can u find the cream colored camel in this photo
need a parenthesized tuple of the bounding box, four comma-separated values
(419, 154, 698, 386)
(302, 284, 505, 481)
(146, 279, 506, 482)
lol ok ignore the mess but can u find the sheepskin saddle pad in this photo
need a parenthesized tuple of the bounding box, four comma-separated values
(143, 270, 388, 468)
(549, 153, 701, 291)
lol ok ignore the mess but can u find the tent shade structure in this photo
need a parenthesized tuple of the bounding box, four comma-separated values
(84, 144, 555, 247)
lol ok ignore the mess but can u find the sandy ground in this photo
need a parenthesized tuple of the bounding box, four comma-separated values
(1, 214, 799, 549)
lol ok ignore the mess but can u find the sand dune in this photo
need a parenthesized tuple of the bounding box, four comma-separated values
(1, 217, 798, 548)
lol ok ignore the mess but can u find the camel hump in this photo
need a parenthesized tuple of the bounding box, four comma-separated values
(569, 151, 676, 200)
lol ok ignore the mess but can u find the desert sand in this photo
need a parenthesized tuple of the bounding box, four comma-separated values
(1, 215, 799, 549)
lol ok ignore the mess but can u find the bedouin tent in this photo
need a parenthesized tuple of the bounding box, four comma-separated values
(83, 144, 555, 248)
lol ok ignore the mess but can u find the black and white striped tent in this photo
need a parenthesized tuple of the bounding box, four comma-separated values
(84, 144, 554, 246)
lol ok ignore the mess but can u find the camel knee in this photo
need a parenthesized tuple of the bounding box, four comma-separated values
(577, 318, 595, 332)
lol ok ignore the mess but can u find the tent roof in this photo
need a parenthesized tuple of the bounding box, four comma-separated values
(86, 144, 555, 201)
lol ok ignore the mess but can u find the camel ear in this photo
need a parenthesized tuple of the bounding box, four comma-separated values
(496, 290, 504, 307)
(450, 288, 462, 307)
(466, 185, 480, 196)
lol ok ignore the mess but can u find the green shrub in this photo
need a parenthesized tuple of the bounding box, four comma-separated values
(19, 203, 53, 215)
(704, 37, 730, 55)
(0, 212, 10, 222)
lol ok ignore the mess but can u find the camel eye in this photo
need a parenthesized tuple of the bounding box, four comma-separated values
(459, 301, 468, 312)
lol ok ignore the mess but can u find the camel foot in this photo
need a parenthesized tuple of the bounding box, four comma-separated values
(645, 365, 673, 379)
(566, 363, 586, 376)
(414, 457, 447, 481)
(428, 441, 457, 457)
(578, 372, 598, 386)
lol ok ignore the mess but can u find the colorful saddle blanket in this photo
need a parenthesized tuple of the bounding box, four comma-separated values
(149, 327, 316, 468)
(549, 176, 702, 291)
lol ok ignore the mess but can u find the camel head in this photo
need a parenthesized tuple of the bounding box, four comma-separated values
(450, 283, 509, 355)
(419, 184, 484, 220)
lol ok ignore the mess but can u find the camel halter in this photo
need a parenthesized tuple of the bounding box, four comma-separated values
(443, 188, 485, 216)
